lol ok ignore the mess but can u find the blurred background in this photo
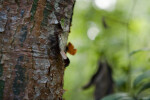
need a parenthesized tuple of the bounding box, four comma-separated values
(63, 0, 150, 100)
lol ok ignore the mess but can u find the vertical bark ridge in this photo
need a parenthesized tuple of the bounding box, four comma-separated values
(0, 0, 75, 100)
(31, 0, 46, 37)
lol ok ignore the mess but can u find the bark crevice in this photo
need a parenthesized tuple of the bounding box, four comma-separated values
(0, 0, 76, 99)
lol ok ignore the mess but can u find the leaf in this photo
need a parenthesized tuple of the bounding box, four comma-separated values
(129, 48, 150, 56)
(133, 70, 150, 87)
(101, 93, 131, 100)
(120, 97, 135, 100)
(137, 82, 150, 95)
(140, 96, 150, 100)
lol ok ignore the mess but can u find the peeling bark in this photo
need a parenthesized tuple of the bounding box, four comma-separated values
(0, 0, 75, 100)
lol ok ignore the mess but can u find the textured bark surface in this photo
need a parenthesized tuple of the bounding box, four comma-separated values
(0, 0, 75, 100)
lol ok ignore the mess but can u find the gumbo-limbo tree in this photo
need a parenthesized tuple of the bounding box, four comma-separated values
(0, 0, 75, 99)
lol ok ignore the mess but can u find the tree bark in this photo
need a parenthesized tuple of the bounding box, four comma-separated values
(0, 0, 75, 100)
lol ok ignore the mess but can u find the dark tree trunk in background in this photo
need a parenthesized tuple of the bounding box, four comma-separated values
(0, 0, 75, 99)
(83, 59, 114, 100)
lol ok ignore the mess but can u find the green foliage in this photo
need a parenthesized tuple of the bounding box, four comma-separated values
(102, 93, 134, 100)
(102, 70, 150, 100)
(133, 70, 150, 87)
(130, 48, 150, 56)
(63, 0, 150, 100)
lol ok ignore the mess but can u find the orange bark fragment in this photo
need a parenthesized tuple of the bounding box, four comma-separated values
(67, 42, 77, 55)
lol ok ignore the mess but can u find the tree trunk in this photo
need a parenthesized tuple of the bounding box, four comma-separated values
(0, 0, 75, 100)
